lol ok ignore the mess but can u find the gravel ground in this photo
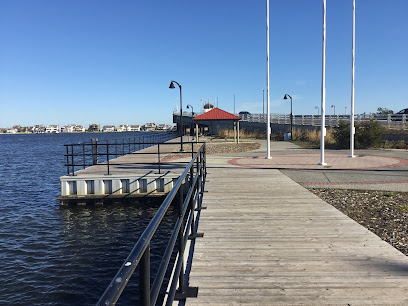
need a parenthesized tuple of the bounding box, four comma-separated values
(310, 188, 408, 256)
(161, 141, 260, 160)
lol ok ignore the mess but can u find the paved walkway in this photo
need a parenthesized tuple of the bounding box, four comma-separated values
(207, 140, 408, 192)
(184, 144, 408, 305)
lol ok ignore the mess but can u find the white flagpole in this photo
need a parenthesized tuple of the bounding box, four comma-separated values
(319, 0, 327, 165)
(349, 0, 356, 158)
(266, 0, 271, 159)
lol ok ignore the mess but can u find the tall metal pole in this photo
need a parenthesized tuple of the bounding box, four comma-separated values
(263, 89, 265, 119)
(266, 0, 271, 159)
(349, 0, 356, 157)
(319, 0, 327, 165)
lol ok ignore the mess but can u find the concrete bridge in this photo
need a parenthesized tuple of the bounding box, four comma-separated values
(174, 112, 407, 136)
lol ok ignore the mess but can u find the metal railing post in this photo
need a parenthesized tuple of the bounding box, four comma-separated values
(66, 145, 70, 175)
(82, 143, 86, 169)
(106, 143, 110, 175)
(71, 145, 75, 176)
(177, 188, 185, 294)
(157, 143, 161, 174)
(91, 138, 98, 165)
(139, 245, 150, 306)
(189, 163, 195, 237)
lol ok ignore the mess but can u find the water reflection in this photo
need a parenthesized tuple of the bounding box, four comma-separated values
(57, 199, 177, 305)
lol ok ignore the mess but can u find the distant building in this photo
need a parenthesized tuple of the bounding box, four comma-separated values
(102, 125, 116, 133)
(143, 123, 156, 132)
(203, 102, 214, 113)
(118, 124, 130, 132)
(32, 125, 46, 134)
(46, 125, 60, 133)
(129, 125, 142, 132)
(88, 124, 100, 132)
(6, 128, 18, 134)
(157, 124, 172, 131)
(73, 125, 85, 133)
(61, 124, 75, 133)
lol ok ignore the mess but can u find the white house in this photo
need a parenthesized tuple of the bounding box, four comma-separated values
(129, 125, 142, 132)
(46, 125, 60, 133)
(32, 125, 46, 134)
(102, 125, 116, 132)
(143, 123, 156, 132)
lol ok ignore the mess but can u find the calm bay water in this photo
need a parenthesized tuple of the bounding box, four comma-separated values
(0, 132, 177, 305)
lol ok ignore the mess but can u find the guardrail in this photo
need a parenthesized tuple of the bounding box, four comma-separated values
(64, 133, 176, 176)
(97, 143, 206, 306)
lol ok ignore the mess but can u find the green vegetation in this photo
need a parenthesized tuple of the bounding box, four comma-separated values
(326, 120, 386, 149)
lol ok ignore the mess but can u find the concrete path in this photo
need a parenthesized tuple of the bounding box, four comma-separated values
(184, 148, 408, 305)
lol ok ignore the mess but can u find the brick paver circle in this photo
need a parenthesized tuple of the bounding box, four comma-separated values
(229, 153, 408, 170)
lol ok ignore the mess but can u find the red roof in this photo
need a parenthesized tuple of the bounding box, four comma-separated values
(193, 108, 241, 121)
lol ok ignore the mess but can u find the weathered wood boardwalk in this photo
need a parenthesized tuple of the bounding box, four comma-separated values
(187, 155, 408, 305)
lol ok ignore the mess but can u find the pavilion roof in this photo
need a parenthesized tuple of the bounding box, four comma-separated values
(192, 108, 241, 121)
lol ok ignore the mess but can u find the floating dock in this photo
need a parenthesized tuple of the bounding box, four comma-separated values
(57, 140, 191, 205)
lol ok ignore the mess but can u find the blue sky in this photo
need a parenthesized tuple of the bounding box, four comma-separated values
(1, 0, 407, 127)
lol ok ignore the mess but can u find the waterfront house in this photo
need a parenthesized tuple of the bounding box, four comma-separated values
(32, 125, 46, 134)
(102, 125, 116, 133)
(143, 123, 156, 131)
(46, 125, 60, 133)
(157, 124, 172, 131)
(73, 125, 85, 133)
(6, 128, 18, 134)
(118, 124, 130, 132)
(129, 125, 142, 132)
(88, 124, 100, 132)
(61, 124, 75, 133)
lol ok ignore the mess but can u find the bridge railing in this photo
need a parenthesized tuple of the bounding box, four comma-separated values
(241, 113, 407, 130)
(97, 144, 207, 306)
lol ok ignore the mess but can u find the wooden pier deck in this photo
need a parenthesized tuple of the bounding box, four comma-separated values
(186, 155, 408, 305)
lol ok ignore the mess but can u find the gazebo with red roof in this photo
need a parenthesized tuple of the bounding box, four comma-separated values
(193, 108, 242, 143)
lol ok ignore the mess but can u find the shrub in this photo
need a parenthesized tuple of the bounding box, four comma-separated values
(355, 120, 385, 149)
(332, 120, 385, 149)
(332, 120, 350, 149)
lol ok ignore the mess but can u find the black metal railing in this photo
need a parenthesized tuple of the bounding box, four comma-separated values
(97, 143, 206, 306)
(64, 133, 176, 176)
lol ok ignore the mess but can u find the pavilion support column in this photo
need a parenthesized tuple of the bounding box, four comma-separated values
(237, 120, 240, 144)
(234, 121, 236, 143)
(195, 122, 199, 143)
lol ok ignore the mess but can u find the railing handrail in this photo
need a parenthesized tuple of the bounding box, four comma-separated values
(239, 113, 407, 130)
(97, 143, 206, 306)
(63, 133, 180, 176)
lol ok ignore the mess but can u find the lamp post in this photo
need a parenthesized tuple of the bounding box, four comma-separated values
(169, 80, 183, 151)
(331, 104, 336, 116)
(187, 104, 194, 141)
(186, 104, 194, 116)
(315, 106, 320, 115)
(283, 94, 293, 140)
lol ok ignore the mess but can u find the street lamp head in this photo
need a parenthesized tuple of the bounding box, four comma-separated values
(331, 105, 334, 108)
(169, 81, 175, 89)
(283, 94, 291, 100)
